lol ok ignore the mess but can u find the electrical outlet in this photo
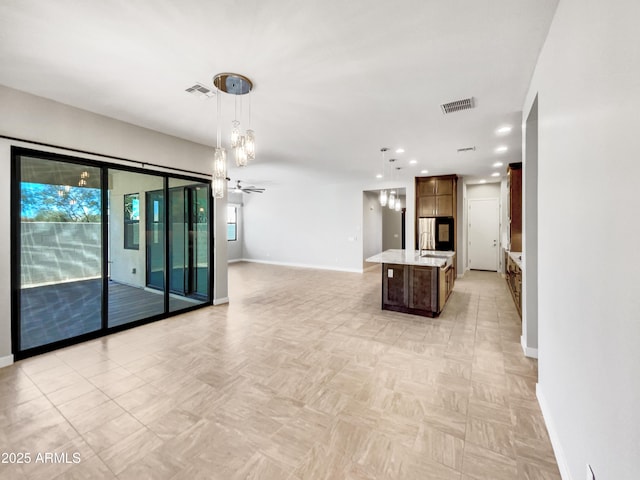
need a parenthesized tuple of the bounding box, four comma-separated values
(587, 464, 595, 480)
(131, 268, 136, 274)
(388, 269, 394, 278)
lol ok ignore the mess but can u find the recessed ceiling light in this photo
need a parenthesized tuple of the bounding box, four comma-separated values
(495, 146, 508, 153)
(376, 174, 383, 179)
(496, 125, 512, 135)
(491, 172, 501, 177)
(409, 159, 417, 165)
(479, 179, 487, 184)
(420, 169, 429, 174)
(395, 148, 405, 154)
(492, 161, 504, 168)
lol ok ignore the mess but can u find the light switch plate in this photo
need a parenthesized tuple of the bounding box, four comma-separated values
(388, 269, 394, 278)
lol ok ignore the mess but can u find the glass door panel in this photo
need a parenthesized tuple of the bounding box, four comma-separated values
(169, 186, 187, 295)
(146, 190, 165, 291)
(18, 156, 102, 350)
(193, 186, 209, 297)
(168, 179, 210, 312)
(108, 170, 165, 327)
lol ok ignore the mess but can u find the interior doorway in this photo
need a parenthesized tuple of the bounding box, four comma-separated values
(468, 198, 500, 271)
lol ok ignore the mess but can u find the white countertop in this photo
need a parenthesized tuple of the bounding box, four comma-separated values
(508, 251, 523, 270)
(366, 249, 454, 268)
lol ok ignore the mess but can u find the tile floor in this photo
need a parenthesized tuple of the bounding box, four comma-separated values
(0, 263, 561, 479)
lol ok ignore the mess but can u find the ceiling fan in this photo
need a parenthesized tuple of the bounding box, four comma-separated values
(230, 179, 265, 194)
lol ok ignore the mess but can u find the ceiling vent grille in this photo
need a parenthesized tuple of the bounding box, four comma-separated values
(457, 146, 476, 153)
(441, 97, 475, 114)
(185, 83, 215, 98)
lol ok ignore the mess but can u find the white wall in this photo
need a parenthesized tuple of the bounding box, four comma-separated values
(524, 1, 640, 478)
(242, 182, 364, 272)
(362, 191, 383, 269)
(0, 85, 227, 364)
(522, 99, 539, 356)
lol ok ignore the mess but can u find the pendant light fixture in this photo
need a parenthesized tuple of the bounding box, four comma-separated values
(213, 72, 255, 170)
(388, 190, 396, 210)
(379, 147, 389, 206)
(212, 81, 227, 199)
(245, 92, 255, 161)
(379, 190, 388, 207)
(395, 199, 401, 212)
(211, 72, 255, 198)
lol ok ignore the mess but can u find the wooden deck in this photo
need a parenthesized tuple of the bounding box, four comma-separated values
(19, 279, 202, 350)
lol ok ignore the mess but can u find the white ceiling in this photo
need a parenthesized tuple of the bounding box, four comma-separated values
(0, 0, 558, 187)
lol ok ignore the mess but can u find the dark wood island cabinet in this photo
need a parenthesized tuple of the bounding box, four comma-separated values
(369, 250, 456, 318)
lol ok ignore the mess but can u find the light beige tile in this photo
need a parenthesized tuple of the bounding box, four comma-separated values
(0, 266, 559, 479)
(98, 427, 163, 475)
(466, 416, 515, 458)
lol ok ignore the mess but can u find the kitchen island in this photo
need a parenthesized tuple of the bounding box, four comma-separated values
(366, 249, 456, 317)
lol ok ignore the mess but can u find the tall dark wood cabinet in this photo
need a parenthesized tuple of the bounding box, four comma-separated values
(415, 174, 458, 249)
(508, 163, 522, 251)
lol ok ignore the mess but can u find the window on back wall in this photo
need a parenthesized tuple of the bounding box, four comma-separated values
(227, 205, 237, 241)
(124, 193, 140, 249)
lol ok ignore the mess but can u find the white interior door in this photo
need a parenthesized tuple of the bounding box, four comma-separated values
(468, 198, 499, 271)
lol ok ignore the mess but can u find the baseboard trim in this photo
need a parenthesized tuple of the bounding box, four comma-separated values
(227, 259, 243, 264)
(521, 335, 539, 359)
(240, 258, 362, 274)
(537, 384, 572, 480)
(0, 354, 14, 368)
(363, 263, 380, 272)
(213, 297, 229, 305)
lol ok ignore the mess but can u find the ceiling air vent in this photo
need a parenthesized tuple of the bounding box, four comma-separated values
(441, 97, 475, 114)
(185, 83, 215, 98)
(457, 146, 476, 153)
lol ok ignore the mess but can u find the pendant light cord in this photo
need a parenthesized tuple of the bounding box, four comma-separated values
(216, 89, 221, 148)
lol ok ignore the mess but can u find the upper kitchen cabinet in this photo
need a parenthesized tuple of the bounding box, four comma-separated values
(415, 174, 458, 249)
(415, 175, 457, 217)
(417, 177, 454, 197)
(508, 163, 522, 251)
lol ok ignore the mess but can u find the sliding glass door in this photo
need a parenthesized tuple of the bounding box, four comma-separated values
(17, 156, 102, 350)
(168, 179, 210, 312)
(146, 189, 165, 291)
(12, 148, 212, 358)
(108, 170, 165, 327)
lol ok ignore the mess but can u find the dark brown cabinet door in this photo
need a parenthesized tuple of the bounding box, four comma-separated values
(435, 178, 453, 195)
(436, 195, 453, 216)
(508, 164, 522, 251)
(408, 266, 437, 312)
(383, 264, 408, 307)
(417, 178, 437, 196)
(418, 196, 436, 216)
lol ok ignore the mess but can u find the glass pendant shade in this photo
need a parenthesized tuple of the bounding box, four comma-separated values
(212, 176, 225, 199)
(388, 193, 396, 209)
(395, 200, 401, 212)
(379, 190, 388, 207)
(213, 147, 227, 177)
(235, 135, 247, 167)
(230, 120, 241, 148)
(245, 129, 255, 160)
